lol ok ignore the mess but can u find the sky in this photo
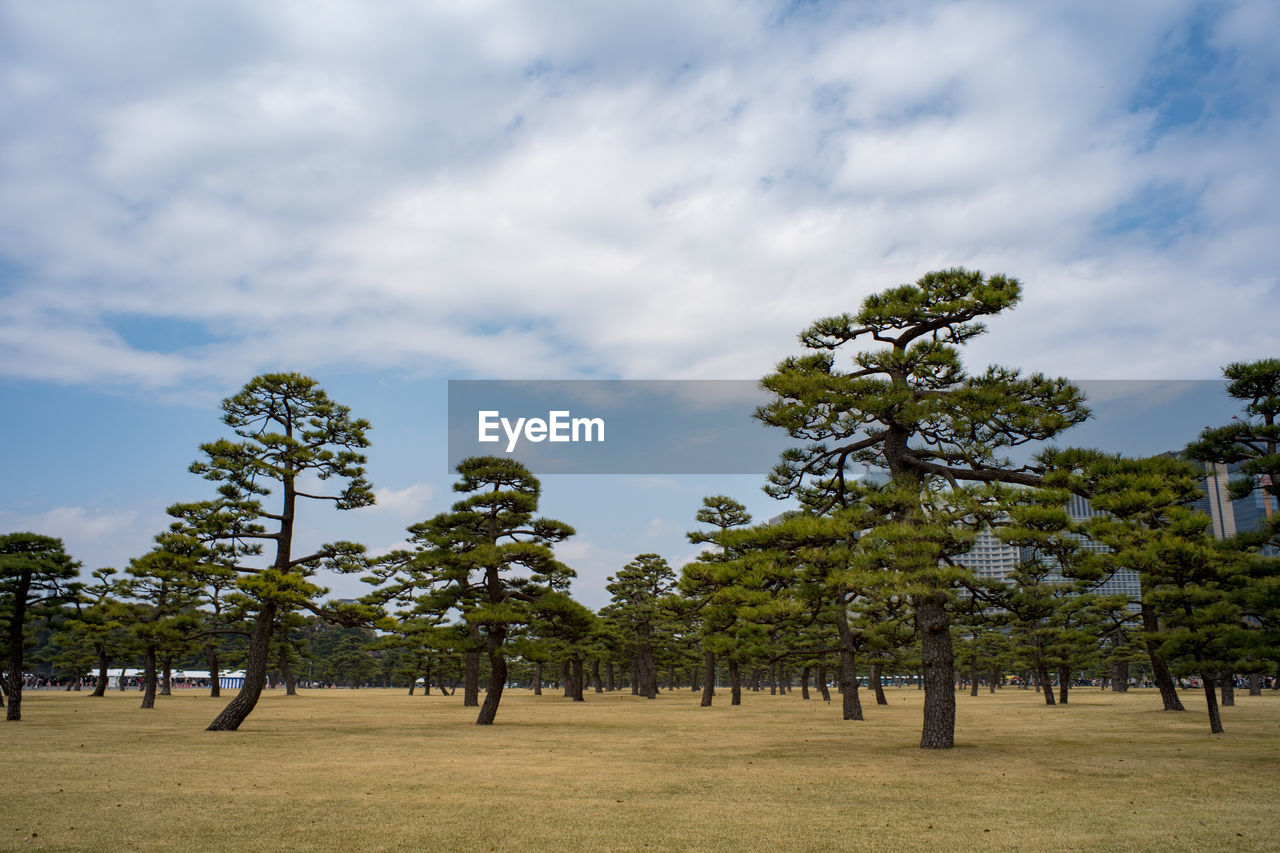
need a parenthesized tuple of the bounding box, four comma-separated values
(1, 0, 1277, 610)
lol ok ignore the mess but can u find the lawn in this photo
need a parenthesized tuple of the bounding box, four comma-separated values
(1, 685, 1276, 852)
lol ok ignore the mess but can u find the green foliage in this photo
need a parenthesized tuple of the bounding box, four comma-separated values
(372, 456, 576, 722)
(2, 532, 81, 717)
(169, 373, 375, 617)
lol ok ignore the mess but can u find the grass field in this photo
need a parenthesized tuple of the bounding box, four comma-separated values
(1, 685, 1277, 852)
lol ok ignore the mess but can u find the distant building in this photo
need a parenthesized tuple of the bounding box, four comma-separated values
(1185, 458, 1275, 547)
(951, 493, 1140, 602)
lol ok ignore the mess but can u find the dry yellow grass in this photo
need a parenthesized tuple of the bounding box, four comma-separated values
(1, 685, 1277, 852)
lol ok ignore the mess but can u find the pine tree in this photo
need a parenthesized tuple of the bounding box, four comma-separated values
(1, 533, 80, 721)
(169, 373, 375, 731)
(756, 268, 1089, 748)
(605, 554, 676, 699)
(381, 456, 574, 725)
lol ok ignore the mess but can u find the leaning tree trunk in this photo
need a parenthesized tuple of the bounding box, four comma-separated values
(871, 663, 887, 705)
(475, 626, 508, 726)
(92, 645, 109, 698)
(1141, 602, 1185, 711)
(700, 650, 715, 707)
(117, 667, 127, 692)
(1036, 662, 1056, 706)
(816, 664, 831, 702)
(1200, 670, 1224, 734)
(1219, 671, 1235, 707)
(729, 659, 742, 706)
(207, 599, 276, 731)
(141, 644, 158, 709)
(917, 593, 955, 748)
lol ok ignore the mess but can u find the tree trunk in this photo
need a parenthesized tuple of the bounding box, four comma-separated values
(464, 646, 481, 707)
(4, 570, 31, 721)
(801, 666, 811, 700)
(592, 658, 603, 693)
(475, 626, 507, 725)
(637, 640, 658, 699)
(700, 650, 715, 707)
(838, 646, 863, 721)
(159, 658, 172, 696)
(1219, 671, 1235, 707)
(207, 645, 221, 698)
(1200, 671, 1224, 734)
(1141, 602, 1185, 711)
(989, 668, 998, 693)
(280, 644, 297, 696)
(1036, 662, 1056, 706)
(1248, 673, 1262, 696)
(533, 661, 543, 696)
(768, 661, 777, 696)
(969, 656, 979, 697)
(872, 663, 888, 705)
(91, 645, 109, 698)
(572, 657, 585, 702)
(833, 607, 864, 720)
(729, 659, 742, 706)
(141, 644, 158, 709)
(1058, 666, 1070, 705)
(207, 599, 277, 731)
(917, 594, 955, 748)
(1110, 658, 1129, 692)
(118, 667, 127, 692)
(816, 664, 831, 702)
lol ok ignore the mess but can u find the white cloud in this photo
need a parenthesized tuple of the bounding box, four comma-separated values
(0, 0, 1275, 397)
(0, 505, 159, 572)
(365, 482, 436, 518)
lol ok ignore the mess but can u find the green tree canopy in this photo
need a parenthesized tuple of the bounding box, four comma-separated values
(756, 268, 1090, 748)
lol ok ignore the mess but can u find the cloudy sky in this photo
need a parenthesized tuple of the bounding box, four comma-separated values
(2, 0, 1276, 608)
